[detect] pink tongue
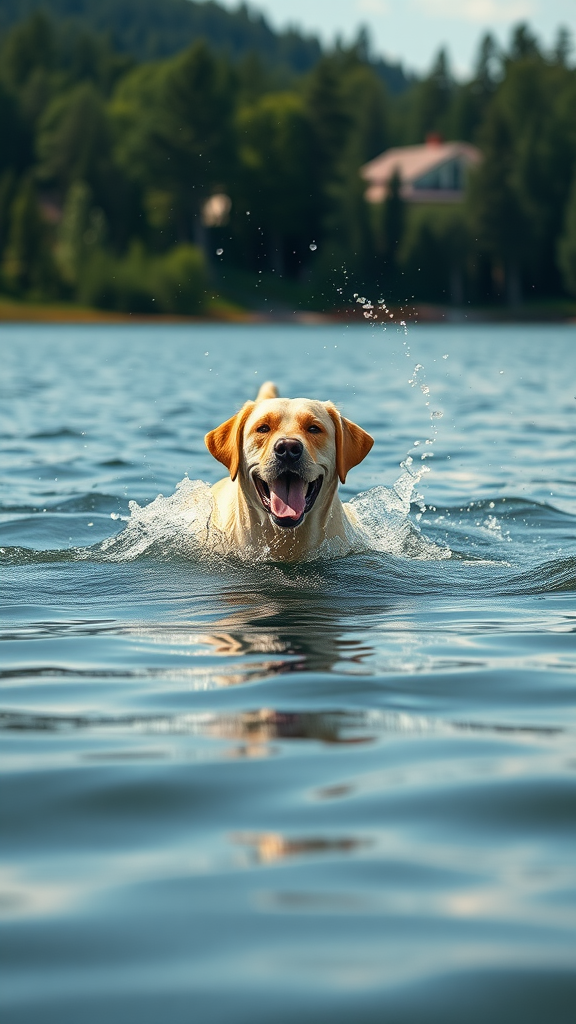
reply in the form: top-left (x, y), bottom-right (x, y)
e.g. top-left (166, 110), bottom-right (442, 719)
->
top-left (269, 476), bottom-right (308, 519)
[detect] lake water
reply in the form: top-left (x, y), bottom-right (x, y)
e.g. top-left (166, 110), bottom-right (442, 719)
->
top-left (1, 323), bottom-right (575, 1023)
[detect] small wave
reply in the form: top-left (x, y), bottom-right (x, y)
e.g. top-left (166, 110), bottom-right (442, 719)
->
top-left (424, 496), bottom-right (575, 527)
top-left (29, 427), bottom-right (83, 439)
top-left (0, 545), bottom-right (81, 566)
top-left (0, 493), bottom-right (125, 516)
top-left (1, 543), bottom-right (573, 597)
top-left (504, 555), bottom-right (576, 594)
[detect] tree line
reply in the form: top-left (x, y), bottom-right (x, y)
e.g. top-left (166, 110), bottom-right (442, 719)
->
top-left (0, 0), bottom-right (412, 92)
top-left (0, 11), bottom-right (575, 315)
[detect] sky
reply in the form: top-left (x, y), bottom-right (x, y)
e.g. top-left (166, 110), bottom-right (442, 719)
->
top-left (220, 0), bottom-right (575, 76)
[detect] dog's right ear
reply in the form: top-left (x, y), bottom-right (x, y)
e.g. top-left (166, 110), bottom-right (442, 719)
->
top-left (205, 402), bottom-right (254, 480)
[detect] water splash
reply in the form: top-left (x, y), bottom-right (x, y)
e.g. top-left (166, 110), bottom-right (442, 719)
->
top-left (98, 477), bottom-right (216, 562)
top-left (349, 459), bottom-right (449, 560)
top-left (96, 462), bottom-right (448, 565)
top-left (350, 289), bottom-right (445, 495)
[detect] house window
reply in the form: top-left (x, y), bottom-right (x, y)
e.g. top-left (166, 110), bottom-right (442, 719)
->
top-left (413, 159), bottom-right (463, 191)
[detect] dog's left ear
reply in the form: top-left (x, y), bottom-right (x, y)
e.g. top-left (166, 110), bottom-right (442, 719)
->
top-left (325, 403), bottom-right (374, 483)
top-left (205, 402), bottom-right (255, 480)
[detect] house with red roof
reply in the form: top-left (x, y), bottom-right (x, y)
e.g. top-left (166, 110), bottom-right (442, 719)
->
top-left (361, 134), bottom-right (481, 204)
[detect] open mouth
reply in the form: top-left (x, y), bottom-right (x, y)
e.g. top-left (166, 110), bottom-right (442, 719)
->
top-left (253, 472), bottom-right (323, 528)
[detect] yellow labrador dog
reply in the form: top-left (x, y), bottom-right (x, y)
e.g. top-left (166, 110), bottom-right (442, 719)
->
top-left (205, 382), bottom-right (373, 560)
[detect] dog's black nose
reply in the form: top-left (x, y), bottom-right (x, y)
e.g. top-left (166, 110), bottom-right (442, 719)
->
top-left (274, 437), bottom-right (303, 460)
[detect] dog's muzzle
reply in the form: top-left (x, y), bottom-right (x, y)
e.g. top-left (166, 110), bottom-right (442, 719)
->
top-left (253, 471), bottom-right (323, 528)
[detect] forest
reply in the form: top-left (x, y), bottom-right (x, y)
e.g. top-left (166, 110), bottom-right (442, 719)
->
top-left (1, 5), bottom-right (575, 316)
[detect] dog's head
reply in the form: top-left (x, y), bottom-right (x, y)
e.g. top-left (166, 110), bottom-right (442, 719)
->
top-left (205, 397), bottom-right (373, 529)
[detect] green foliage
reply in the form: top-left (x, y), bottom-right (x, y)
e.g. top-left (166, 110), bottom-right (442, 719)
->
top-left (0, 11), bottom-right (56, 91)
top-left (0, 170), bottom-right (17, 254)
top-left (305, 56), bottom-right (352, 176)
top-left (342, 63), bottom-right (389, 165)
top-left (0, 80), bottom-right (31, 174)
top-left (37, 83), bottom-right (111, 191)
top-left (448, 35), bottom-right (500, 143)
top-left (0, 0), bottom-right (410, 90)
top-left (55, 180), bottom-right (107, 286)
top-left (370, 171), bottom-right (406, 294)
top-left (0, 12), bottom-right (58, 126)
top-left (153, 244), bottom-right (207, 312)
top-left (408, 49), bottom-right (454, 144)
top-left (469, 47), bottom-right (576, 300)
top-left (558, 172), bottom-right (576, 296)
top-left (238, 93), bottom-right (314, 237)
top-left (399, 204), bottom-right (470, 303)
top-left (110, 41), bottom-right (233, 242)
top-left (79, 241), bottom-right (207, 313)
top-left (1, 174), bottom-right (58, 297)
top-left (0, 7), bottom-right (574, 311)
top-left (299, 51), bottom-right (390, 275)
top-left (155, 42), bottom-right (233, 199)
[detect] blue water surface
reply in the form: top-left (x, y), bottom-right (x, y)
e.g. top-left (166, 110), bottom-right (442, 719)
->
top-left (1, 323), bottom-right (575, 1023)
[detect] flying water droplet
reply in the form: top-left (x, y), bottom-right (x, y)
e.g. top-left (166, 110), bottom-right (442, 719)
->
top-left (309, 242), bottom-right (317, 251)
top-left (216, 248), bottom-right (224, 255)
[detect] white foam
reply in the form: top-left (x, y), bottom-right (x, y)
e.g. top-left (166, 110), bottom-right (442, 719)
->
top-left (348, 460), bottom-right (450, 561)
top-left (99, 476), bottom-right (217, 561)
top-left (99, 464), bottom-right (450, 564)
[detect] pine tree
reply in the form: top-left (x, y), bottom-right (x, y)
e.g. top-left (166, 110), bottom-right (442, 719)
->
top-left (558, 171), bottom-right (576, 296)
top-left (37, 82), bottom-right (111, 192)
top-left (146, 41), bottom-right (234, 242)
top-left (379, 170), bottom-right (405, 294)
top-left (2, 174), bottom-right (56, 297)
top-left (55, 180), bottom-right (107, 287)
top-left (409, 48), bottom-right (454, 142)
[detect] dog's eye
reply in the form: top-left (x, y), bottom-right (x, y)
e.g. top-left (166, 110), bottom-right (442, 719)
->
top-left (308, 424), bottom-right (322, 433)
top-left (255, 424), bottom-right (270, 433)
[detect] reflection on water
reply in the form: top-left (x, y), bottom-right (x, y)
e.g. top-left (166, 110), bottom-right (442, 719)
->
top-left (233, 832), bottom-right (367, 864)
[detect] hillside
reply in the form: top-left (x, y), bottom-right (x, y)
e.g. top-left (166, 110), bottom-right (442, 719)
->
top-left (0, 0), bottom-right (412, 91)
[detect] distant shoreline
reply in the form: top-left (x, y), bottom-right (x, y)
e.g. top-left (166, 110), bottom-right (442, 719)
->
top-left (1, 298), bottom-right (574, 326)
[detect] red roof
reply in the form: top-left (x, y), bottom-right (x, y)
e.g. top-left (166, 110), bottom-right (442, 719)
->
top-left (361, 140), bottom-right (481, 203)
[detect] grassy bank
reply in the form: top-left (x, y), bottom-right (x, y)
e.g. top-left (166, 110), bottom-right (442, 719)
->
top-left (0, 295), bottom-right (251, 324)
top-left (1, 294), bottom-right (574, 325)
